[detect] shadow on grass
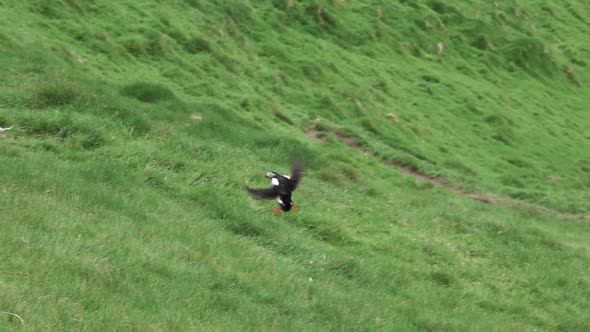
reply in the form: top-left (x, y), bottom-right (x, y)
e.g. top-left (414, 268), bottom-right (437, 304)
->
top-left (121, 82), bottom-right (175, 103)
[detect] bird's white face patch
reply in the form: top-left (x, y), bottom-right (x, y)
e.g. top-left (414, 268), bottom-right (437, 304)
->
top-left (271, 178), bottom-right (279, 186)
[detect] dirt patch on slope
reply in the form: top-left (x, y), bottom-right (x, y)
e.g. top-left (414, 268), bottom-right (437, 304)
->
top-left (304, 129), bottom-right (590, 221)
top-left (385, 160), bottom-right (499, 205)
top-left (306, 129), bottom-right (499, 205)
top-left (333, 132), bottom-right (363, 149)
top-left (304, 129), bottom-right (325, 143)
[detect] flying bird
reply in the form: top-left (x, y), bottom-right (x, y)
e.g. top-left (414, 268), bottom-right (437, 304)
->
top-left (247, 160), bottom-right (304, 216)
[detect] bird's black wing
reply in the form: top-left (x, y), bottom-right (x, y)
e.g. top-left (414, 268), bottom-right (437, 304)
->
top-left (290, 160), bottom-right (304, 190)
top-left (247, 187), bottom-right (279, 200)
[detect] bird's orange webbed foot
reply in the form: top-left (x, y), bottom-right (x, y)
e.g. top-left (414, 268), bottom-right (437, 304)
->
top-left (274, 207), bottom-right (281, 216)
top-left (292, 203), bottom-right (297, 212)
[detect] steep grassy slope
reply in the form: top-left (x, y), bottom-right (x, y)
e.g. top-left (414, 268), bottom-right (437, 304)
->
top-left (1, 1), bottom-right (589, 330)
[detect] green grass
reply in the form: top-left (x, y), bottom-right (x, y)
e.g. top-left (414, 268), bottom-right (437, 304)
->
top-left (1, 0), bottom-right (589, 330)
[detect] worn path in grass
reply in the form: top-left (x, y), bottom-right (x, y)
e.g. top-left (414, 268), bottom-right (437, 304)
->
top-left (306, 128), bottom-right (589, 223)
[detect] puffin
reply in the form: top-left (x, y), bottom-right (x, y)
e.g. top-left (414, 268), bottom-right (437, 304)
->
top-left (247, 160), bottom-right (304, 216)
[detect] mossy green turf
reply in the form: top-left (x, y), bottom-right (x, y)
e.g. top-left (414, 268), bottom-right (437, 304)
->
top-left (1, 0), bottom-right (589, 330)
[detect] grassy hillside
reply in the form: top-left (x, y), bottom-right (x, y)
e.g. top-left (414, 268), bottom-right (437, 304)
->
top-left (1, 0), bottom-right (589, 330)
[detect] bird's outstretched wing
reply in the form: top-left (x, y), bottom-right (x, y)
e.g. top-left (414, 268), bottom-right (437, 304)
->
top-left (247, 187), bottom-right (279, 200)
top-left (290, 160), bottom-right (304, 189)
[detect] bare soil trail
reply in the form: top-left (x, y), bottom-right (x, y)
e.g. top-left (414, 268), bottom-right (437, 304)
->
top-left (305, 129), bottom-right (589, 222)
